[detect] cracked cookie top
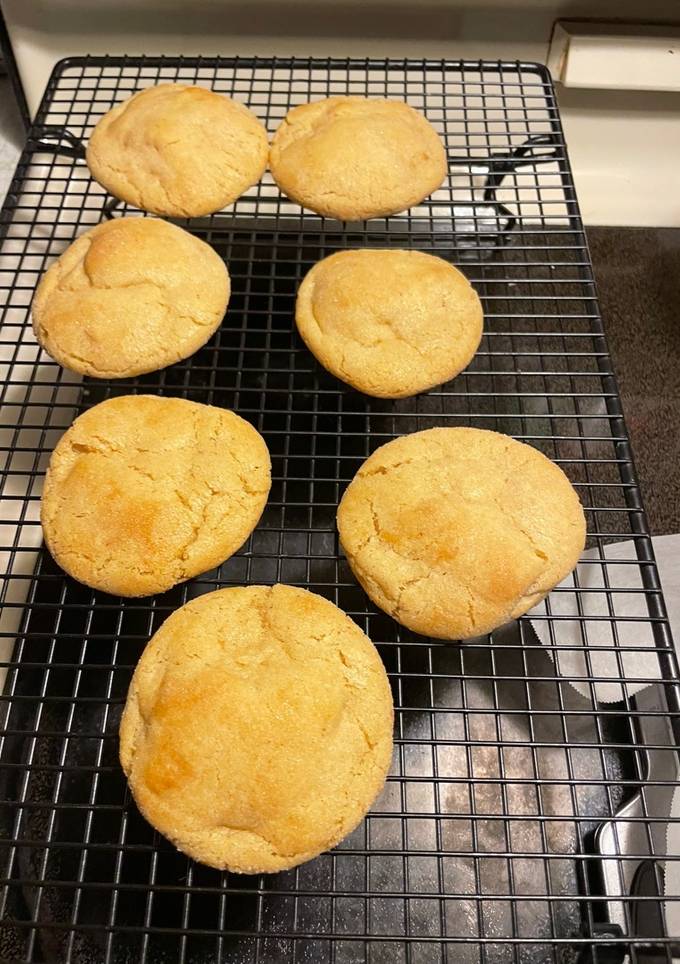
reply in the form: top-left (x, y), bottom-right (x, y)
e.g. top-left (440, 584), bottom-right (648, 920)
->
top-left (269, 97), bottom-right (447, 220)
top-left (32, 217), bottom-right (230, 379)
top-left (337, 427), bottom-right (586, 640)
top-left (295, 249), bottom-right (483, 398)
top-left (41, 395), bottom-right (271, 597)
top-left (119, 584), bottom-right (394, 873)
top-left (86, 84), bottom-right (269, 217)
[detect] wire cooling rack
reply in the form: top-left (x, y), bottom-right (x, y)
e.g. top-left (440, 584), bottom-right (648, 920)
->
top-left (0, 56), bottom-right (677, 964)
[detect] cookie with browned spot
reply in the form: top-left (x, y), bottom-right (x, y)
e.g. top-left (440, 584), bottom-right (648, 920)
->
top-left (295, 249), bottom-right (482, 398)
top-left (87, 84), bottom-right (268, 217)
top-left (41, 395), bottom-right (270, 596)
top-left (32, 217), bottom-right (229, 378)
top-left (270, 97), bottom-right (446, 220)
top-left (337, 428), bottom-right (586, 639)
top-left (120, 584), bottom-right (394, 872)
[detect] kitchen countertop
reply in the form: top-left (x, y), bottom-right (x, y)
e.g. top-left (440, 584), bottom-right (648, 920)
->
top-left (587, 226), bottom-right (680, 536)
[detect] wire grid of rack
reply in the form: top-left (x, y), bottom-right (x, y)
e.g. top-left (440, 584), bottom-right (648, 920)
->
top-left (0, 55), bottom-right (677, 964)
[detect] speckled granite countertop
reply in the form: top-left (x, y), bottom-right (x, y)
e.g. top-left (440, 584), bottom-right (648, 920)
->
top-left (588, 227), bottom-right (680, 536)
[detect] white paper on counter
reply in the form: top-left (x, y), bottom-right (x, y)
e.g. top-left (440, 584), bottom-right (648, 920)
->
top-left (665, 785), bottom-right (680, 939)
top-left (530, 537), bottom-right (680, 703)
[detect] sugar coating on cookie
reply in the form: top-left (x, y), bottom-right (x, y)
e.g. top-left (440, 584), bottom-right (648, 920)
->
top-left (270, 97), bottom-right (447, 220)
top-left (41, 395), bottom-right (271, 597)
top-left (120, 584), bottom-right (394, 873)
top-left (86, 84), bottom-right (269, 217)
top-left (296, 249), bottom-right (483, 398)
top-left (338, 428), bottom-right (586, 639)
top-left (32, 217), bottom-right (230, 379)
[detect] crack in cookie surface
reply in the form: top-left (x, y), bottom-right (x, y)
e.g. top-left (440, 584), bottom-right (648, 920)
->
top-left (32, 217), bottom-right (230, 379)
top-left (41, 395), bottom-right (271, 597)
top-left (119, 585), bottom-right (394, 873)
top-left (337, 427), bottom-right (586, 639)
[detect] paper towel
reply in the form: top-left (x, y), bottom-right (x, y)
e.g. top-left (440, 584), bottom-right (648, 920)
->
top-left (665, 785), bottom-right (680, 939)
top-left (530, 538), bottom-right (678, 703)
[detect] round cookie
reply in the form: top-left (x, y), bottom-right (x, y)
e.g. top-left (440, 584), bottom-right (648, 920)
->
top-left (32, 217), bottom-right (230, 379)
top-left (120, 584), bottom-right (394, 873)
top-left (270, 97), bottom-right (447, 220)
top-left (41, 395), bottom-right (271, 597)
top-left (337, 428), bottom-right (586, 639)
top-left (295, 249), bottom-right (483, 398)
top-left (86, 84), bottom-right (269, 217)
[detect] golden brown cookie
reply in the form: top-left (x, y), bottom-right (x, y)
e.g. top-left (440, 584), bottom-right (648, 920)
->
top-left (41, 395), bottom-right (271, 597)
top-left (120, 584), bottom-right (394, 873)
top-left (270, 97), bottom-right (447, 220)
top-left (337, 428), bottom-right (586, 639)
top-left (32, 217), bottom-right (230, 379)
top-left (295, 249), bottom-right (483, 397)
top-left (86, 84), bottom-right (268, 217)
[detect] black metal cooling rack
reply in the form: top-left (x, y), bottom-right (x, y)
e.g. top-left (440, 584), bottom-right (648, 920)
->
top-left (0, 55), bottom-right (677, 964)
